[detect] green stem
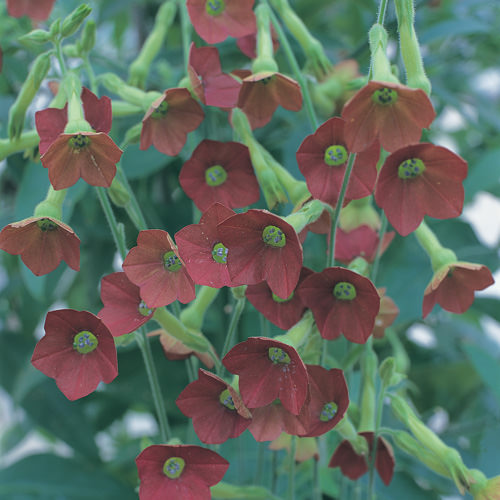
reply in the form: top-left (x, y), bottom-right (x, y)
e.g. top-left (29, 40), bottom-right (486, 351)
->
top-left (135, 328), bottom-right (171, 442)
top-left (267, 4), bottom-right (318, 131)
top-left (367, 0), bottom-right (390, 82)
top-left (0, 130), bottom-right (40, 161)
top-left (179, 0), bottom-right (191, 72)
top-left (289, 436), bottom-right (297, 500)
top-left (327, 153), bottom-right (356, 268)
top-left (95, 187), bottom-right (127, 259)
top-left (115, 165), bottom-right (149, 231)
top-left (34, 186), bottom-right (67, 219)
top-left (217, 298), bottom-right (246, 376)
top-left (414, 221), bottom-right (457, 271)
top-left (369, 211), bottom-right (388, 283)
top-left (82, 55), bottom-right (98, 94)
top-left (54, 39), bottom-right (68, 76)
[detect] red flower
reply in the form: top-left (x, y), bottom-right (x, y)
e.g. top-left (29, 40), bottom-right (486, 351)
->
top-left (7, 0), bottom-right (56, 21)
top-left (422, 262), bottom-right (494, 318)
top-left (373, 288), bottom-right (399, 339)
top-left (140, 88), bottom-right (204, 156)
top-left (0, 217), bottom-right (80, 276)
top-left (222, 337), bottom-right (309, 415)
top-left (296, 117), bottom-right (380, 207)
top-left (329, 432), bottom-right (395, 486)
top-left (149, 329), bottom-right (215, 369)
top-left (237, 72), bottom-right (303, 129)
top-left (178, 140), bottom-right (260, 212)
top-left (299, 365), bottom-right (349, 438)
top-left (36, 87), bottom-right (113, 156)
top-left (374, 143), bottom-right (468, 236)
top-left (136, 444), bottom-right (229, 500)
top-left (31, 309), bottom-right (118, 401)
top-left (335, 225), bottom-right (395, 264)
top-left (188, 43), bottom-right (241, 108)
top-left (342, 81), bottom-right (436, 153)
top-left (122, 230), bottom-right (196, 308)
top-left (98, 272), bottom-right (155, 337)
top-left (245, 267), bottom-right (313, 330)
top-left (176, 368), bottom-right (252, 444)
top-left (248, 400), bottom-right (308, 442)
top-left (186, 0), bottom-right (256, 44)
top-left (218, 209), bottom-right (303, 299)
top-left (175, 203), bottom-right (239, 288)
top-left (297, 267), bottom-right (380, 344)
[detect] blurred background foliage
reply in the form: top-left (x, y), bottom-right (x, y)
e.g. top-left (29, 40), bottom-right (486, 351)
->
top-left (0, 0), bottom-right (499, 498)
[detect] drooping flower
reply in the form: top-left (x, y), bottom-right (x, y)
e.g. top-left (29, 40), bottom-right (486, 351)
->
top-left (329, 432), bottom-right (395, 486)
top-left (335, 225), bottom-right (395, 264)
top-left (342, 81), bottom-right (436, 153)
top-left (178, 140), bottom-right (260, 212)
top-left (36, 87), bottom-right (113, 156)
top-left (31, 309), bottom-right (118, 401)
top-left (247, 400), bottom-right (308, 442)
top-left (297, 267), bottom-right (380, 344)
top-left (140, 88), bottom-right (204, 156)
top-left (98, 272), bottom-right (155, 337)
top-left (148, 329), bottom-right (215, 368)
top-left (296, 117), bottom-right (379, 207)
top-left (373, 288), bottom-right (399, 339)
top-left (186, 0), bottom-right (256, 45)
top-left (188, 43), bottom-right (242, 108)
top-left (375, 143), bottom-right (468, 236)
top-left (7, 0), bottom-right (56, 21)
top-left (175, 203), bottom-right (239, 288)
top-left (299, 365), bottom-right (349, 438)
top-left (218, 209), bottom-right (303, 299)
top-left (222, 337), bottom-right (309, 415)
top-left (176, 368), bottom-right (252, 444)
top-left (422, 262), bottom-right (494, 318)
top-left (136, 444), bottom-right (229, 500)
top-left (122, 230), bottom-right (196, 308)
top-left (245, 267), bottom-right (313, 330)
top-left (237, 72), bottom-right (303, 129)
top-left (0, 217), bottom-right (80, 276)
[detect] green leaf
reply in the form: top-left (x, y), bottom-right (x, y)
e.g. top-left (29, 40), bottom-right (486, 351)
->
top-left (15, 162), bottom-right (50, 220)
top-left (0, 454), bottom-right (136, 499)
top-left (464, 148), bottom-right (500, 203)
top-left (462, 342), bottom-right (500, 405)
top-left (120, 144), bottom-right (170, 179)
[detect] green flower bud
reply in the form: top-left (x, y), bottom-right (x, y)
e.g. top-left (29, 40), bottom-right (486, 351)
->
top-left (358, 347), bottom-right (378, 432)
top-left (63, 44), bottom-right (80, 58)
top-left (61, 4), bottom-right (92, 38)
top-left (368, 24), bottom-right (399, 84)
top-left (108, 178), bottom-right (131, 208)
top-left (8, 51), bottom-right (51, 140)
top-left (49, 18), bottom-right (61, 39)
top-left (81, 20), bottom-right (96, 53)
top-left (18, 29), bottom-right (52, 46)
top-left (347, 257), bottom-right (370, 277)
top-left (379, 357), bottom-right (406, 389)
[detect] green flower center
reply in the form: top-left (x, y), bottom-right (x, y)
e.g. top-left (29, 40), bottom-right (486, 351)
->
top-left (73, 330), bottom-right (98, 354)
top-left (151, 100), bottom-right (168, 119)
top-left (371, 87), bottom-right (398, 106)
top-left (163, 251), bottom-right (182, 272)
top-left (319, 401), bottom-right (338, 422)
top-left (36, 218), bottom-right (57, 231)
top-left (268, 347), bottom-right (291, 364)
top-left (138, 300), bottom-right (153, 317)
top-left (163, 457), bottom-right (185, 479)
top-left (205, 0), bottom-right (225, 16)
top-left (272, 291), bottom-right (294, 303)
top-left (205, 165), bottom-right (228, 187)
top-left (397, 158), bottom-right (426, 179)
top-left (69, 134), bottom-right (90, 150)
top-left (324, 145), bottom-right (348, 166)
top-left (212, 242), bottom-right (228, 264)
top-left (219, 388), bottom-right (236, 410)
top-left (333, 281), bottom-right (357, 301)
top-left (262, 225), bottom-right (286, 248)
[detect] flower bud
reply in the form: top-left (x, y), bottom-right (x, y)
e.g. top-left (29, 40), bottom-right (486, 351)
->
top-left (368, 24), bottom-right (399, 84)
top-left (61, 4), bottom-right (92, 38)
top-left (18, 29), bottom-right (52, 46)
top-left (358, 347), bottom-right (377, 432)
top-left (108, 178), bottom-right (131, 208)
top-left (80, 20), bottom-right (96, 53)
top-left (49, 19), bottom-right (61, 38)
top-left (8, 51), bottom-right (51, 140)
top-left (379, 357), bottom-right (405, 388)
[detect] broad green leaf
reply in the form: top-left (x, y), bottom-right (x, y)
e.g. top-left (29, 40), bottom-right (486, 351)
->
top-left (464, 149), bottom-right (500, 203)
top-left (0, 454), bottom-right (136, 499)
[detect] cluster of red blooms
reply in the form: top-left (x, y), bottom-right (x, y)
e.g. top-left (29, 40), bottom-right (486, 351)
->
top-left (1, 0), bottom-right (496, 498)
